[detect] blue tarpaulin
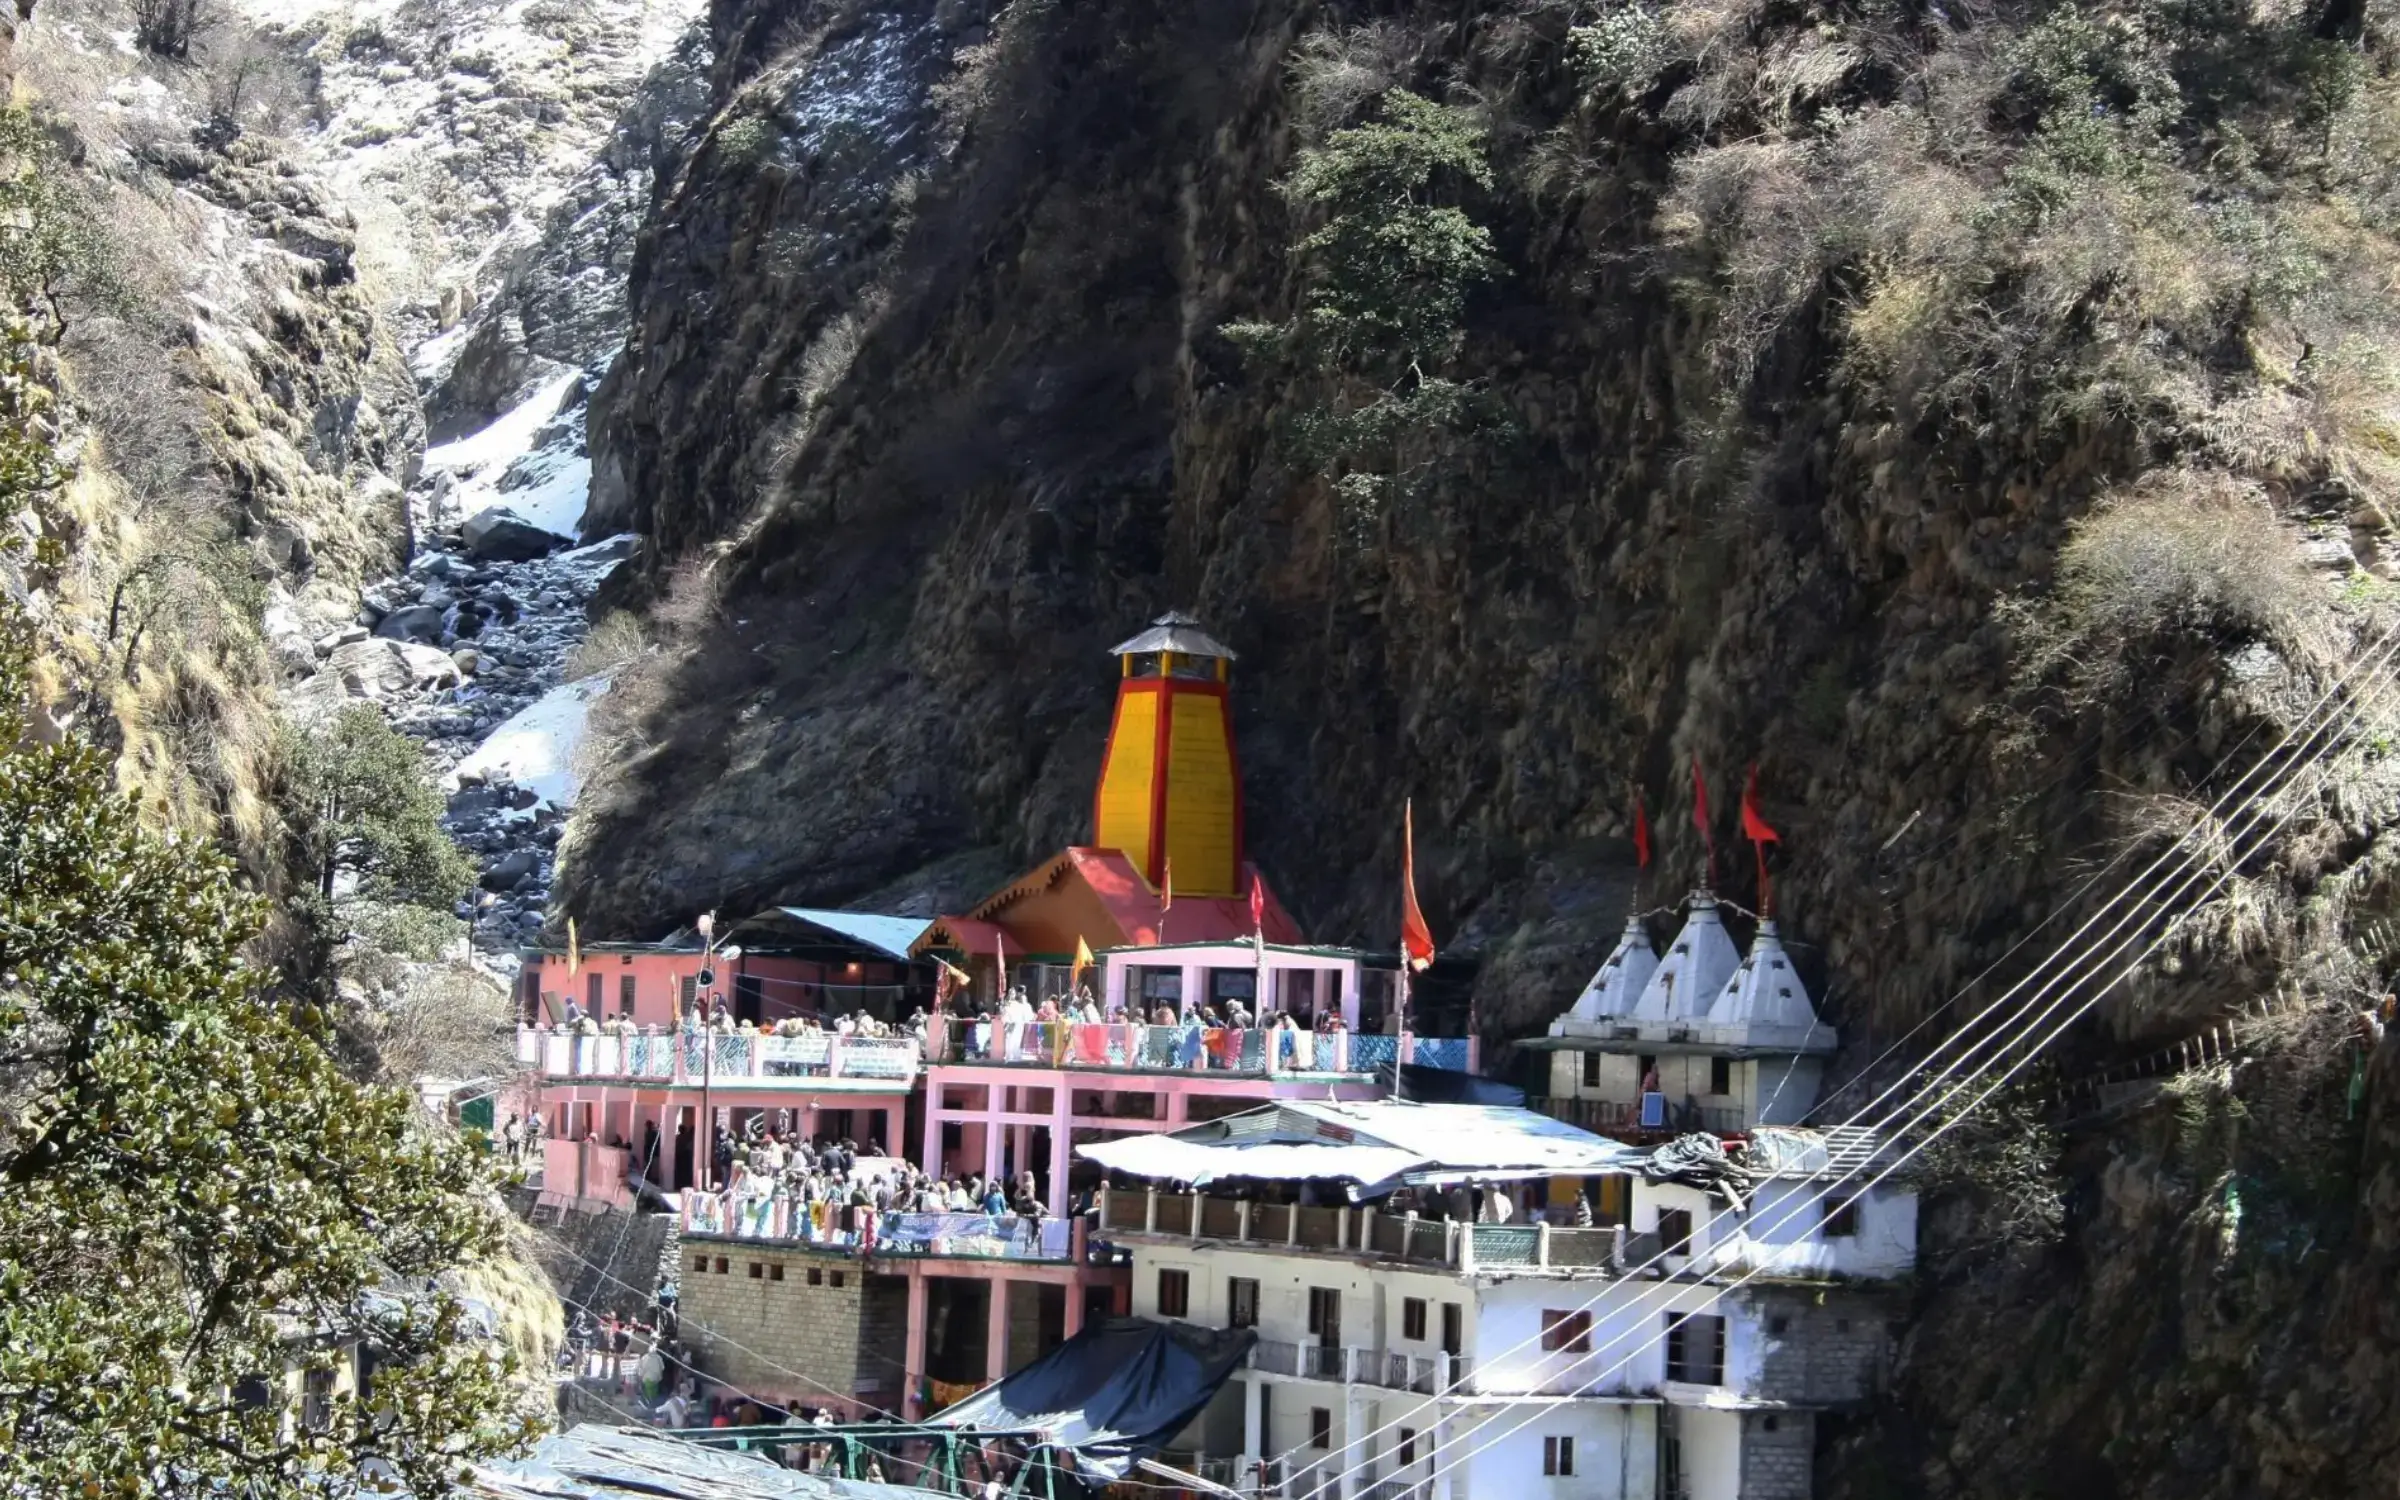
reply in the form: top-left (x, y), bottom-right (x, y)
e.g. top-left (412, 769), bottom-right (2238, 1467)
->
top-left (926, 1318), bottom-right (1255, 1482)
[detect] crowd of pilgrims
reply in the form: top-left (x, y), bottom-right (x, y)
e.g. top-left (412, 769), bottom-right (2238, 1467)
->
top-left (544, 984), bottom-right (1360, 1038)
top-left (709, 1127), bottom-right (1067, 1227)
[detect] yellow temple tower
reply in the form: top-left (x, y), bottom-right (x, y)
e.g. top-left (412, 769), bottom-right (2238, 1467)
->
top-left (1092, 611), bottom-right (1244, 896)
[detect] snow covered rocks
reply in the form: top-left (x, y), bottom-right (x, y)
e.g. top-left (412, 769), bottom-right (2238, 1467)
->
top-left (462, 508), bottom-right (570, 562)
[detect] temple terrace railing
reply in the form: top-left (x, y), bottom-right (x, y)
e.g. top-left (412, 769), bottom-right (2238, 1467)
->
top-left (922, 1018), bottom-right (1476, 1076)
top-left (1534, 1095), bottom-right (1747, 1136)
top-left (1096, 1186), bottom-right (1626, 1275)
top-left (516, 1027), bottom-right (921, 1085)
top-left (679, 1197), bottom-right (1080, 1263)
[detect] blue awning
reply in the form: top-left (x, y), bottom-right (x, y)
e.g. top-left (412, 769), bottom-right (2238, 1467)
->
top-left (771, 908), bottom-right (932, 962)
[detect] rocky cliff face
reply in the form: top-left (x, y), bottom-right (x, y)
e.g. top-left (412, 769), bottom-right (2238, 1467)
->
top-left (558, 0), bottom-right (2400, 1490)
top-left (561, 0), bottom-right (2381, 1040)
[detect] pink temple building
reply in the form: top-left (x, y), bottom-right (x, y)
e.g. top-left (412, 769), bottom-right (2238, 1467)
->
top-left (529, 617), bottom-right (1485, 1421)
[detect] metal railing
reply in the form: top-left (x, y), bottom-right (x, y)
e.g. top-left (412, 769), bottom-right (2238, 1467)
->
top-left (518, 1026), bottom-right (922, 1084)
top-left (920, 1018), bottom-right (1474, 1076)
top-left (679, 1198), bottom-right (1080, 1261)
top-left (1100, 1188), bottom-right (1624, 1275)
top-left (1533, 1094), bottom-right (1747, 1135)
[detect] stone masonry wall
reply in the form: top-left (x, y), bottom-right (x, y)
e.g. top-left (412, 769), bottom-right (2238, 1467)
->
top-left (1739, 1410), bottom-right (1817, 1500)
top-left (677, 1239), bottom-right (897, 1411)
top-left (1746, 1289), bottom-right (1895, 1408)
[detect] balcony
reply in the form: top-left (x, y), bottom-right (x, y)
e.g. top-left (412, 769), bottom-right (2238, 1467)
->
top-left (922, 1018), bottom-right (1477, 1078)
top-left (1534, 1095), bottom-right (1747, 1136)
top-left (517, 1027), bottom-right (922, 1086)
top-left (679, 1199), bottom-right (1085, 1263)
top-left (1099, 1187), bottom-right (1632, 1275)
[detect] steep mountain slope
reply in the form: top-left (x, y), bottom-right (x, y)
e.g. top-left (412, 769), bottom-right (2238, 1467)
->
top-left (555, 0), bottom-right (2400, 1490)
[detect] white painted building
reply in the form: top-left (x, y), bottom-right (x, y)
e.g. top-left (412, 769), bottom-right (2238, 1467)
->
top-left (1083, 892), bottom-right (1918, 1500)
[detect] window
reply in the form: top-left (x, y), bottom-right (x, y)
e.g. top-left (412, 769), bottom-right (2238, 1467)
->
top-left (1158, 1269), bottom-right (1190, 1318)
top-left (302, 1367), bottom-right (334, 1431)
top-left (1306, 1288), bottom-right (1341, 1341)
top-left (587, 973), bottom-right (603, 1012)
top-left (1440, 1303), bottom-right (1462, 1355)
top-left (808, 1268), bottom-right (824, 1286)
top-left (1398, 1429), bottom-right (1418, 1468)
top-left (1208, 969), bottom-right (1257, 1007)
top-left (1581, 1051), bottom-right (1601, 1089)
top-left (1664, 1314), bottom-right (1725, 1385)
top-left (1762, 1414), bottom-right (1781, 1433)
top-left (749, 1262), bottom-right (764, 1279)
top-left (1657, 1208), bottom-right (1693, 1256)
top-left (736, 973), bottom-right (763, 1016)
top-left (714, 1256), bottom-right (729, 1274)
top-left (1309, 1409), bottom-right (1333, 1450)
top-left (1637, 1054), bottom-right (1658, 1088)
top-left (1767, 1314), bottom-right (1790, 1336)
top-left (354, 1345), bottom-right (380, 1403)
top-left (233, 1375), bottom-right (272, 1412)
top-left (830, 1271), bottom-right (846, 1289)
top-left (620, 974), bottom-right (637, 1014)
top-left (693, 1252), bottom-right (709, 1273)
top-left (1542, 1436), bottom-right (1574, 1477)
top-left (770, 1264), bottom-right (785, 1282)
top-left (1710, 1056), bottom-right (1733, 1095)
top-left (1402, 1298), bottom-right (1427, 1342)
top-left (1228, 1278), bottom-right (1259, 1329)
top-left (1539, 1309), bottom-right (1592, 1353)
top-left (1821, 1197), bottom-right (1860, 1238)
top-left (1137, 968), bottom-right (1183, 1005)
top-left (680, 975), bottom-right (698, 1012)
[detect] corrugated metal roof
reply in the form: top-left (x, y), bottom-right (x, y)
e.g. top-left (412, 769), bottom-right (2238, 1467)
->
top-left (1108, 611), bottom-right (1236, 660)
top-left (772, 908), bottom-right (931, 962)
top-left (1078, 1100), bottom-right (1643, 1189)
top-left (469, 1425), bottom-right (948, 1499)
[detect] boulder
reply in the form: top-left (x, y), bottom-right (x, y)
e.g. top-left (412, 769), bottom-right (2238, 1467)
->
top-left (479, 847), bottom-right (539, 891)
top-left (451, 647), bottom-right (481, 674)
top-left (391, 639), bottom-right (464, 689)
top-left (462, 508), bottom-right (569, 562)
top-left (314, 624), bottom-right (369, 655)
top-left (373, 603), bottom-right (447, 642)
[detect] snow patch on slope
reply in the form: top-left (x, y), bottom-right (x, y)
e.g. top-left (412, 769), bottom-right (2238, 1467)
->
top-left (445, 674), bottom-right (610, 810)
top-left (423, 372), bottom-right (590, 540)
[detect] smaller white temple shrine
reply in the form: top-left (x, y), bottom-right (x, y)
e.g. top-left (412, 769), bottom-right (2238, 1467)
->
top-left (1531, 893), bottom-right (1838, 1138)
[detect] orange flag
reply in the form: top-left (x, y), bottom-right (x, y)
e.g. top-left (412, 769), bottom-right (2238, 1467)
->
top-left (1072, 935), bottom-right (1095, 989)
top-left (1401, 800), bottom-right (1435, 973)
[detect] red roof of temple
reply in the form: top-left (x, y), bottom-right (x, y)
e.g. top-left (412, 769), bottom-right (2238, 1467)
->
top-left (915, 847), bottom-right (1303, 957)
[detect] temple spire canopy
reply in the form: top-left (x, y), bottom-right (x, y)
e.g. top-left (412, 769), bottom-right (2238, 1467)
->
top-left (1110, 611), bottom-right (1237, 661)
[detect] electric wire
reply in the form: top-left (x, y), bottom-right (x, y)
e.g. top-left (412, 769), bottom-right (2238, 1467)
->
top-left (1265, 615), bottom-right (2400, 1489)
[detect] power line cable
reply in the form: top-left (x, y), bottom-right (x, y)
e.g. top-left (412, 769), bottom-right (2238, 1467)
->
top-left (1266, 617), bottom-right (2400, 1486)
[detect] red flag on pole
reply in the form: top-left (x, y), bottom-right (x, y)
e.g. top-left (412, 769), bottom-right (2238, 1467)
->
top-left (1740, 765), bottom-right (1780, 845)
top-left (1632, 793), bottom-right (1652, 870)
top-left (1248, 870), bottom-right (1266, 935)
top-left (1742, 764), bottom-right (1780, 915)
top-left (1401, 800), bottom-right (1436, 973)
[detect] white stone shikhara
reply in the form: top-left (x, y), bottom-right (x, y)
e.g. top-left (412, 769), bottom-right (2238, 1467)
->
top-left (1559, 915), bottom-right (1661, 1026)
top-left (1630, 894), bottom-right (1742, 1026)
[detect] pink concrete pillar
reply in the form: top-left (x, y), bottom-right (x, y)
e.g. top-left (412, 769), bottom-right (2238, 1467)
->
top-left (982, 1088), bottom-right (1005, 1182)
top-left (1063, 1276), bottom-right (1086, 1339)
top-left (1048, 1086), bottom-right (1074, 1209)
top-left (985, 1277), bottom-right (1011, 1383)
top-left (1009, 1124), bottom-right (1030, 1184)
top-left (904, 1271), bottom-right (931, 1418)
top-left (1165, 1090), bottom-right (1190, 1128)
top-left (922, 1094), bottom-right (945, 1179)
